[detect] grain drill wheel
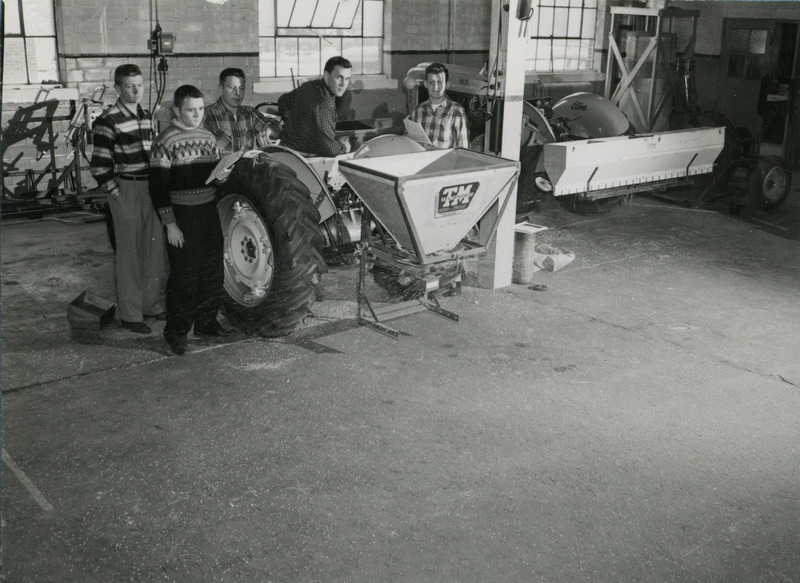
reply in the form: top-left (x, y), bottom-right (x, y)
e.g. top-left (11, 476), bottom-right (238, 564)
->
top-left (217, 154), bottom-right (326, 335)
top-left (748, 156), bottom-right (792, 211)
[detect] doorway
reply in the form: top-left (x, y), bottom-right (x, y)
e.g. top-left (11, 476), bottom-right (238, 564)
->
top-left (717, 18), bottom-right (799, 168)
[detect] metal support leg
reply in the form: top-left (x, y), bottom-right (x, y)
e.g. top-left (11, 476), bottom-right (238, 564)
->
top-left (423, 291), bottom-right (459, 322)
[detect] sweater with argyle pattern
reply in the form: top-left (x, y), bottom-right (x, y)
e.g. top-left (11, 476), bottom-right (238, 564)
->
top-left (149, 121), bottom-right (221, 225)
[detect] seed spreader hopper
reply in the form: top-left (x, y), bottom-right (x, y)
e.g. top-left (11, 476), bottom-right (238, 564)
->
top-left (339, 148), bottom-right (519, 337)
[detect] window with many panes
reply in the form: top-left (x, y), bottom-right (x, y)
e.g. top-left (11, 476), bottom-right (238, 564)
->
top-left (2, 0), bottom-right (60, 85)
top-left (726, 27), bottom-right (770, 80)
top-left (258, 0), bottom-right (384, 78)
top-left (528, 0), bottom-right (597, 72)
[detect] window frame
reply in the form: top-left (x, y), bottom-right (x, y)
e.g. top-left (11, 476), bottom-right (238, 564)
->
top-left (1, 0), bottom-right (61, 86)
top-left (527, 0), bottom-right (598, 73)
top-left (258, 0), bottom-right (384, 79)
top-left (725, 26), bottom-right (772, 81)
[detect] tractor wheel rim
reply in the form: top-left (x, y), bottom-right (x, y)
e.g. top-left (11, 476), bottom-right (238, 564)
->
top-left (218, 194), bottom-right (275, 306)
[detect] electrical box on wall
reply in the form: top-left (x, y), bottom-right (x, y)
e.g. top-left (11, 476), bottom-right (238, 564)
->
top-left (159, 33), bottom-right (175, 54)
top-left (148, 32), bottom-right (175, 55)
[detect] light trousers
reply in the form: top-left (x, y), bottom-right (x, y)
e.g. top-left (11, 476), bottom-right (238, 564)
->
top-left (107, 179), bottom-right (167, 322)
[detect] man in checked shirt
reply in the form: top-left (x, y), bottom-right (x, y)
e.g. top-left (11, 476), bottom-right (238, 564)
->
top-left (203, 67), bottom-right (272, 155)
top-left (278, 56), bottom-right (354, 157)
top-left (91, 64), bottom-right (167, 335)
top-left (408, 62), bottom-right (470, 150)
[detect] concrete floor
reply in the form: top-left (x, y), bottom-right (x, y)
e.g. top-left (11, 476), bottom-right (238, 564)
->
top-left (1, 184), bottom-right (799, 582)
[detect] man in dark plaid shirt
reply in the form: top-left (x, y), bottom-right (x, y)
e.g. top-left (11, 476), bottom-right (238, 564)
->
top-left (203, 68), bottom-right (271, 154)
top-left (279, 56), bottom-right (353, 157)
top-left (90, 64), bottom-right (167, 334)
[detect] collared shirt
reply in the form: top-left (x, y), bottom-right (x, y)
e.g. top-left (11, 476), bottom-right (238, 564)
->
top-left (409, 96), bottom-right (470, 149)
top-left (279, 79), bottom-right (346, 157)
top-left (90, 100), bottom-right (154, 195)
top-left (203, 98), bottom-right (271, 154)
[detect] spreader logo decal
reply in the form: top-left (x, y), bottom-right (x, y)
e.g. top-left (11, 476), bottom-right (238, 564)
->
top-left (437, 182), bottom-right (479, 216)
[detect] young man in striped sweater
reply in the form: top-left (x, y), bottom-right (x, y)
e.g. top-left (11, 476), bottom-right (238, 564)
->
top-left (149, 85), bottom-right (232, 355)
top-left (91, 64), bottom-right (167, 334)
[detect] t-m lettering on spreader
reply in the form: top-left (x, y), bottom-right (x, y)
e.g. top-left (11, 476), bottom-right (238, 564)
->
top-left (437, 182), bottom-right (479, 215)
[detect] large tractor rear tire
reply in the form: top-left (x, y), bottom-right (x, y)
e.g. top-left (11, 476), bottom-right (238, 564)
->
top-left (217, 154), bottom-right (326, 336)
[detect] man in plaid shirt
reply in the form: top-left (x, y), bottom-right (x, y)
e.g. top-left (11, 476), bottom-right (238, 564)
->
top-left (409, 62), bottom-right (470, 149)
top-left (90, 64), bottom-right (167, 334)
top-left (203, 67), bottom-right (271, 154)
top-left (279, 56), bottom-right (353, 157)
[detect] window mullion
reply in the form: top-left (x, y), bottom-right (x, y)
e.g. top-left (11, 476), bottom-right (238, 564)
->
top-left (17, 0), bottom-right (32, 84)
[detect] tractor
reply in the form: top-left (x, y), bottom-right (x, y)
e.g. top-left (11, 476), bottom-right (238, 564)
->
top-left (214, 131), bottom-right (433, 336)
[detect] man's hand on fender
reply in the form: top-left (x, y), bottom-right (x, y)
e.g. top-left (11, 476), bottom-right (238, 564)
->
top-left (337, 136), bottom-right (352, 154)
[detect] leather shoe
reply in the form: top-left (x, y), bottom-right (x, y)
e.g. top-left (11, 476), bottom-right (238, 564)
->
top-left (121, 320), bottom-right (152, 334)
top-left (260, 323), bottom-right (293, 338)
top-left (168, 342), bottom-right (187, 356)
top-left (165, 334), bottom-right (188, 355)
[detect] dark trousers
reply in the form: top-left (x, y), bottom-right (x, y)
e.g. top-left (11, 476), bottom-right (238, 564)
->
top-left (164, 201), bottom-right (224, 344)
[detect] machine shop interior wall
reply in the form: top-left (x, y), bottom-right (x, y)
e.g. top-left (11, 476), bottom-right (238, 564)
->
top-left (2, 0), bottom-right (490, 198)
top-left (3, 0), bottom-right (800, 195)
top-left (668, 1), bottom-right (800, 168)
top-left (386, 0), bottom-right (491, 82)
top-left (52, 0), bottom-right (260, 97)
top-left (668, 1), bottom-right (800, 106)
top-left (49, 0), bottom-right (493, 114)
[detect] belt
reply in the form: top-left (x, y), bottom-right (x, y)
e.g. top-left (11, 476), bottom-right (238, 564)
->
top-left (119, 174), bottom-right (149, 181)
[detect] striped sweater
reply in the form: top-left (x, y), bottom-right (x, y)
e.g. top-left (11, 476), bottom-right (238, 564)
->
top-left (90, 100), bottom-right (154, 195)
top-left (149, 121), bottom-right (221, 225)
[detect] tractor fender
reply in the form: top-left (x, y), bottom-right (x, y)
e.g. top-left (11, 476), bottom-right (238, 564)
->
top-left (352, 134), bottom-right (427, 158)
top-left (552, 92), bottom-right (631, 139)
top-left (259, 145), bottom-right (338, 224)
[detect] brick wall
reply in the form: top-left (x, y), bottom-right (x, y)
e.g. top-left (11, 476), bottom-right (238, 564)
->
top-left (61, 55), bottom-right (262, 106)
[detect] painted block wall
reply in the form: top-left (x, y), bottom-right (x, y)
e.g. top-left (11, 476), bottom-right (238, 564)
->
top-left (54, 0), bottom-right (260, 98)
top-left (387, 0), bottom-right (491, 80)
top-left (55, 0), bottom-right (257, 56)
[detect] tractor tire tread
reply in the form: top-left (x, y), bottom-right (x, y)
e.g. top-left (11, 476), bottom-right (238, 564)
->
top-left (219, 154), bottom-right (326, 334)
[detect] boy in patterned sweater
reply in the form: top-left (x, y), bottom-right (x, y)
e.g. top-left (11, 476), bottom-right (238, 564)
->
top-left (149, 85), bottom-right (232, 355)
